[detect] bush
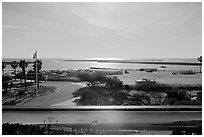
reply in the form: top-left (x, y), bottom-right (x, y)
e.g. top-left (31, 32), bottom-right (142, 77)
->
top-left (124, 84), bottom-right (132, 91)
top-left (135, 82), bottom-right (172, 92)
top-left (166, 90), bottom-right (191, 101)
top-left (131, 91), bottom-right (151, 105)
top-left (77, 72), bottom-right (106, 86)
top-left (16, 90), bottom-right (25, 96)
top-left (164, 98), bottom-right (178, 105)
top-left (77, 72), bottom-right (123, 89)
top-left (197, 92), bottom-right (202, 101)
top-left (73, 87), bottom-right (113, 105)
top-left (105, 76), bottom-right (123, 89)
top-left (111, 90), bottom-right (129, 105)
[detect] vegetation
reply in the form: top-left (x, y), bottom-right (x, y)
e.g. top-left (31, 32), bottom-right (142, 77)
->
top-left (33, 60), bottom-right (42, 73)
top-left (134, 82), bottom-right (172, 92)
top-left (2, 59), bottom-right (202, 106)
top-left (197, 56), bottom-right (202, 73)
top-left (31, 60), bottom-right (43, 90)
top-left (2, 75), bottom-right (13, 94)
top-left (2, 123), bottom-right (71, 135)
top-left (19, 60), bottom-right (28, 92)
top-left (73, 72), bottom-right (201, 106)
top-left (77, 71), bottom-right (107, 87)
top-left (77, 71), bottom-right (123, 88)
top-left (2, 61), bottom-right (7, 75)
top-left (11, 61), bottom-right (18, 81)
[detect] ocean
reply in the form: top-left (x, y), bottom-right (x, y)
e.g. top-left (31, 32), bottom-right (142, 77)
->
top-left (3, 58), bottom-right (202, 85)
top-left (2, 58), bottom-right (200, 70)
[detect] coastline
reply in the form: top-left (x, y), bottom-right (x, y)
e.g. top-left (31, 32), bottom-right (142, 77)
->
top-left (59, 59), bottom-right (201, 66)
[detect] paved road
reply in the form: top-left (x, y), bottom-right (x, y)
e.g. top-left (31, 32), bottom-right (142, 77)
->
top-left (23, 81), bottom-right (83, 107)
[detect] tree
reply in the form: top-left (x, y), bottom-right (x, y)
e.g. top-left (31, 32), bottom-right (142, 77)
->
top-left (198, 56), bottom-right (202, 73)
top-left (19, 60), bottom-right (28, 92)
top-left (131, 91), bottom-right (151, 105)
top-left (2, 62), bottom-right (7, 75)
top-left (2, 75), bottom-right (12, 94)
top-left (78, 71), bottom-right (106, 87)
top-left (11, 61), bottom-right (18, 81)
top-left (27, 70), bottom-right (35, 81)
top-left (32, 60), bottom-right (42, 90)
top-left (166, 90), bottom-right (190, 101)
top-left (105, 76), bottom-right (123, 89)
top-left (32, 60), bottom-right (42, 73)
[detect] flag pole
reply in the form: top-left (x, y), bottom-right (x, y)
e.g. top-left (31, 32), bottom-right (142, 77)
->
top-left (35, 51), bottom-right (38, 97)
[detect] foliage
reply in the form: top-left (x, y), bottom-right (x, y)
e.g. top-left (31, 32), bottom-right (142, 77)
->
top-left (73, 87), bottom-right (113, 105)
top-left (2, 75), bottom-right (13, 93)
top-left (33, 60), bottom-right (42, 73)
top-left (27, 70), bottom-right (43, 81)
top-left (110, 90), bottom-right (130, 105)
top-left (134, 82), bottom-right (172, 92)
top-left (197, 56), bottom-right (202, 62)
top-left (19, 60), bottom-right (28, 91)
top-left (166, 89), bottom-right (191, 101)
top-left (163, 89), bottom-right (198, 105)
top-left (77, 72), bottom-right (123, 88)
top-left (124, 84), bottom-right (132, 91)
top-left (2, 62), bottom-right (7, 75)
top-left (11, 61), bottom-right (18, 70)
top-left (2, 75), bottom-right (12, 82)
top-left (2, 61), bottom-right (6, 70)
top-left (15, 72), bottom-right (24, 79)
top-left (131, 91), bottom-right (151, 105)
top-left (77, 71), bottom-right (106, 86)
top-left (11, 61), bottom-right (18, 80)
top-left (196, 92), bottom-right (202, 101)
top-left (73, 87), bottom-right (131, 106)
top-left (105, 76), bottom-right (123, 89)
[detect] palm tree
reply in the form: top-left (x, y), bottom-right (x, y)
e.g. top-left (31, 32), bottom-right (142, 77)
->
top-left (198, 56), bottom-right (202, 73)
top-left (2, 62), bottom-right (7, 75)
top-left (11, 61), bottom-right (18, 81)
top-left (33, 60), bottom-right (42, 90)
top-left (19, 60), bottom-right (28, 92)
top-left (33, 60), bottom-right (42, 73)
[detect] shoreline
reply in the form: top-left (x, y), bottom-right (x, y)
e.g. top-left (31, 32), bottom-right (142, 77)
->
top-left (60, 59), bottom-right (201, 66)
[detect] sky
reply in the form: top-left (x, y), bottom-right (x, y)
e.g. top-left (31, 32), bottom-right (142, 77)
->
top-left (2, 2), bottom-right (202, 59)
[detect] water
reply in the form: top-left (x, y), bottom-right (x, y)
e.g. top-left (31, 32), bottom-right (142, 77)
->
top-left (2, 111), bottom-right (201, 124)
top-left (3, 58), bottom-right (201, 71)
top-left (2, 58), bottom-right (202, 129)
top-left (3, 58), bottom-right (202, 85)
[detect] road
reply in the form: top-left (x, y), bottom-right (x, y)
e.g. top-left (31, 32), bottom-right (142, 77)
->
top-left (22, 81), bottom-right (83, 107)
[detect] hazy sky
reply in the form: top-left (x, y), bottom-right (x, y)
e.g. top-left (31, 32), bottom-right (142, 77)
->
top-left (2, 2), bottom-right (202, 59)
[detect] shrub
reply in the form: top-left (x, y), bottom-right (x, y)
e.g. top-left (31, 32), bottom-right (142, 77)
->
top-left (164, 98), bottom-right (178, 105)
top-left (77, 72), bottom-right (106, 86)
top-left (197, 92), bottom-right (202, 101)
top-left (135, 82), bottom-right (172, 92)
top-left (166, 90), bottom-right (191, 101)
top-left (105, 76), bottom-right (123, 89)
top-left (131, 91), bottom-right (151, 105)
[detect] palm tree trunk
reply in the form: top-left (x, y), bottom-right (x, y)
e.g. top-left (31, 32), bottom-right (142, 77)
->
top-left (14, 69), bottom-right (16, 81)
top-left (23, 70), bottom-right (27, 92)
